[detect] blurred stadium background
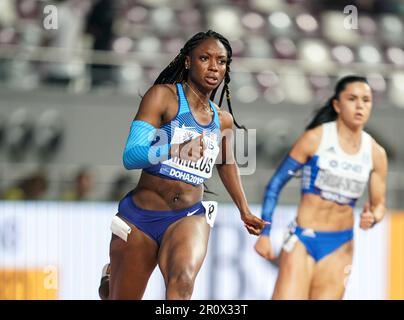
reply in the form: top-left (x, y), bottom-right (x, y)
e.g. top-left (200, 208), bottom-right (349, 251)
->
top-left (0, 0), bottom-right (403, 299)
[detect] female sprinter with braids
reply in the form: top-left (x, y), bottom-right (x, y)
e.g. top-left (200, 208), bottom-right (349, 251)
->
top-left (254, 75), bottom-right (388, 299)
top-left (99, 30), bottom-right (268, 300)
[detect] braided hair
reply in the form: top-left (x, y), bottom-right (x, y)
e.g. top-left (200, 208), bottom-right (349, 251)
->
top-left (154, 30), bottom-right (245, 129)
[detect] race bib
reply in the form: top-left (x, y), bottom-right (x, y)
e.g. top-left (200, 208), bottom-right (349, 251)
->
top-left (315, 153), bottom-right (368, 199)
top-left (202, 201), bottom-right (218, 228)
top-left (158, 127), bottom-right (220, 185)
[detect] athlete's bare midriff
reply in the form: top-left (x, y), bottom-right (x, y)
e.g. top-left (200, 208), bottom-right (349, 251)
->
top-left (130, 170), bottom-right (204, 211)
top-left (296, 194), bottom-right (354, 231)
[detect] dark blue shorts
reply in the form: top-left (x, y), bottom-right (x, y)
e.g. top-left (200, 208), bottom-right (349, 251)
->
top-left (285, 222), bottom-right (354, 262)
top-left (117, 191), bottom-right (205, 246)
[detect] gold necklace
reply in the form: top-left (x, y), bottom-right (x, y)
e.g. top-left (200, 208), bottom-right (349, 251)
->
top-left (184, 82), bottom-right (212, 114)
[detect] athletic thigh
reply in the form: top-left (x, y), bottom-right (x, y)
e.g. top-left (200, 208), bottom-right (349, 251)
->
top-left (272, 240), bottom-right (315, 300)
top-left (158, 215), bottom-right (210, 285)
top-left (109, 219), bottom-right (159, 300)
top-left (309, 240), bottom-right (353, 300)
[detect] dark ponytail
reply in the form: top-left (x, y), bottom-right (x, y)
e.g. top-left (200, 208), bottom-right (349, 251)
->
top-left (306, 75), bottom-right (369, 130)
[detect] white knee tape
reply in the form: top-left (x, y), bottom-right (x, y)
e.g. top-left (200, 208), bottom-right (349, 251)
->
top-left (110, 215), bottom-right (132, 242)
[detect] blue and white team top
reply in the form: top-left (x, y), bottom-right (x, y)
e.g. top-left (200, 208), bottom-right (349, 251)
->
top-left (301, 121), bottom-right (373, 207)
top-left (144, 83), bottom-right (221, 186)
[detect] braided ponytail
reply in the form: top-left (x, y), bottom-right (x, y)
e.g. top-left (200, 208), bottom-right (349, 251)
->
top-left (219, 68), bottom-right (246, 130)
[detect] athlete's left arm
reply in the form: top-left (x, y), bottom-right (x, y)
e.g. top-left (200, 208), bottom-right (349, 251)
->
top-left (360, 141), bottom-right (388, 229)
top-left (215, 110), bottom-right (268, 236)
top-left (370, 142), bottom-right (388, 222)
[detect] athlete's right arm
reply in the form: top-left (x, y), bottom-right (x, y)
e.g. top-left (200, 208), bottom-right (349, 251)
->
top-left (123, 85), bottom-right (204, 169)
top-left (261, 127), bottom-right (321, 235)
top-left (255, 127), bottom-right (321, 260)
top-left (122, 85), bottom-right (172, 169)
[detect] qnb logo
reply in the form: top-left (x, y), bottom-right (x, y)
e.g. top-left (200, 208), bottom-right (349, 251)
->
top-left (328, 159), bottom-right (362, 173)
top-left (330, 160), bottom-right (338, 168)
top-left (0, 218), bottom-right (17, 253)
top-left (341, 162), bottom-right (362, 173)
